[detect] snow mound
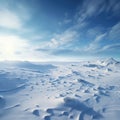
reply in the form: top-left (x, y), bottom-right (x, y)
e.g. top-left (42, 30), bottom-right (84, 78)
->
top-left (64, 97), bottom-right (103, 119)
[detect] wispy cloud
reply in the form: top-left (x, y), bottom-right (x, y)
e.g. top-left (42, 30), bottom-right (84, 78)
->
top-left (101, 44), bottom-right (120, 51)
top-left (47, 30), bottom-right (78, 48)
top-left (106, 0), bottom-right (120, 16)
top-left (32, 0), bottom-right (120, 60)
top-left (75, 0), bottom-right (105, 23)
top-left (59, 12), bottom-right (72, 25)
top-left (108, 22), bottom-right (120, 40)
top-left (96, 43), bottom-right (120, 58)
top-left (75, 0), bottom-right (120, 24)
top-left (86, 33), bottom-right (106, 51)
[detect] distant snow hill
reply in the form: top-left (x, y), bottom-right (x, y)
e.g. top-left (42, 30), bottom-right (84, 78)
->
top-left (0, 58), bottom-right (120, 120)
top-left (0, 61), bottom-right (56, 72)
top-left (99, 57), bottom-right (120, 66)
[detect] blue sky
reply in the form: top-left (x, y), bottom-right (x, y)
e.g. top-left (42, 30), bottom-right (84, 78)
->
top-left (0, 0), bottom-right (120, 61)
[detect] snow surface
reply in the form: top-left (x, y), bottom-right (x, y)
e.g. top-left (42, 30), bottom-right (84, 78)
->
top-left (0, 58), bottom-right (120, 120)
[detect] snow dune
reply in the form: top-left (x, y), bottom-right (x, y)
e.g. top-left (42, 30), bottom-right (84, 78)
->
top-left (0, 58), bottom-right (120, 120)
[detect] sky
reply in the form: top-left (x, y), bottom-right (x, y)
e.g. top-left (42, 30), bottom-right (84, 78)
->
top-left (0, 0), bottom-right (120, 61)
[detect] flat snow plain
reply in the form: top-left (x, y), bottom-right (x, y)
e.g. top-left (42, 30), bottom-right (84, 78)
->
top-left (0, 58), bottom-right (120, 120)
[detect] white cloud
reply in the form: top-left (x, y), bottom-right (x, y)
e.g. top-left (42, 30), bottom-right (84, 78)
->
top-left (85, 22), bottom-right (120, 53)
top-left (63, 19), bottom-right (72, 24)
top-left (87, 27), bottom-right (104, 38)
top-left (101, 44), bottom-right (120, 51)
top-left (109, 22), bottom-right (120, 40)
top-left (86, 33), bottom-right (106, 51)
top-left (106, 0), bottom-right (120, 15)
top-left (59, 19), bottom-right (72, 26)
top-left (16, 4), bottom-right (31, 21)
top-left (76, 0), bottom-right (105, 23)
top-left (48, 30), bottom-right (78, 48)
top-left (0, 9), bottom-right (23, 29)
top-left (0, 1), bottom-right (31, 30)
top-left (76, 0), bottom-right (120, 24)
top-left (94, 33), bottom-right (106, 42)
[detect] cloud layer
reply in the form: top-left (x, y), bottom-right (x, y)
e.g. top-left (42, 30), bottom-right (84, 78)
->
top-left (0, 0), bottom-right (120, 61)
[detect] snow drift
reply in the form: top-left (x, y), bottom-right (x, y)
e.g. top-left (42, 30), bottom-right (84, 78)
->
top-left (0, 58), bottom-right (120, 120)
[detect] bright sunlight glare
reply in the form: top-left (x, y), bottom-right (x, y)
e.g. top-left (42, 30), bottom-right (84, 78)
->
top-left (0, 35), bottom-right (28, 60)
